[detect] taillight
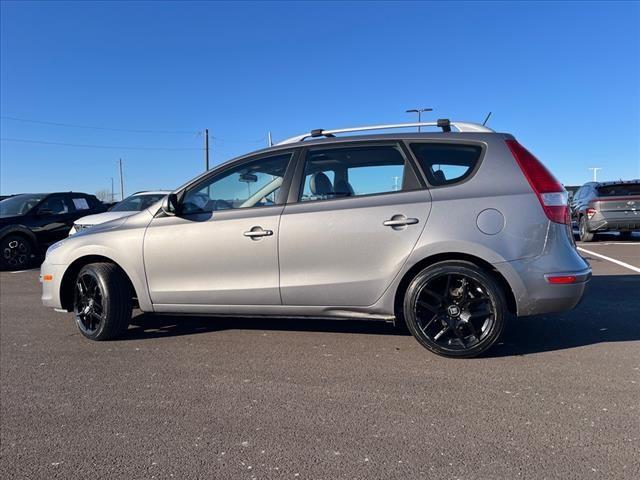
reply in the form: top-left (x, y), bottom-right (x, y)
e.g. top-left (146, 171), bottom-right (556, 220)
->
top-left (545, 275), bottom-right (577, 284)
top-left (587, 207), bottom-right (597, 219)
top-left (506, 140), bottom-right (569, 224)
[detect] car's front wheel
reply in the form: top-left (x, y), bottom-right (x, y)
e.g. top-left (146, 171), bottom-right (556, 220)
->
top-left (403, 261), bottom-right (508, 358)
top-left (73, 262), bottom-right (132, 340)
top-left (1, 234), bottom-right (33, 270)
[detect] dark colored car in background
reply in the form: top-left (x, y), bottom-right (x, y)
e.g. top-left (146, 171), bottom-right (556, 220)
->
top-left (571, 180), bottom-right (640, 241)
top-left (0, 192), bottom-right (106, 269)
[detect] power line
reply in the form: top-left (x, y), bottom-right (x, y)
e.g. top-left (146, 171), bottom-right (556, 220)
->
top-left (2, 115), bottom-right (268, 144)
top-left (210, 135), bottom-right (267, 144)
top-left (1, 115), bottom-right (198, 135)
top-left (0, 137), bottom-right (202, 151)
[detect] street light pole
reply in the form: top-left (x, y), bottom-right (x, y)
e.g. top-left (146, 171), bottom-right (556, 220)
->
top-left (588, 167), bottom-right (602, 182)
top-left (204, 128), bottom-right (210, 171)
top-left (406, 108), bottom-right (433, 132)
top-left (118, 159), bottom-right (125, 201)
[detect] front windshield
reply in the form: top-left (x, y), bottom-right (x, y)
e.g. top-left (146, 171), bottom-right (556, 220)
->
top-left (110, 193), bottom-right (167, 212)
top-left (0, 194), bottom-right (47, 217)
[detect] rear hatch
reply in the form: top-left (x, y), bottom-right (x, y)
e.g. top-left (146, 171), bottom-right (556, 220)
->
top-left (592, 182), bottom-right (640, 219)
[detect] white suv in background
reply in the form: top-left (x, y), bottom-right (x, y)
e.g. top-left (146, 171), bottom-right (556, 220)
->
top-left (69, 191), bottom-right (169, 235)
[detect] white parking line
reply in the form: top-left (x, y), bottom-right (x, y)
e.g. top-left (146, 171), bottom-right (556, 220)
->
top-left (584, 242), bottom-right (640, 246)
top-left (577, 247), bottom-right (640, 274)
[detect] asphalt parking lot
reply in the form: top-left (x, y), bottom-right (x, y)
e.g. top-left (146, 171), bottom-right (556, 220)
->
top-left (1, 240), bottom-right (638, 479)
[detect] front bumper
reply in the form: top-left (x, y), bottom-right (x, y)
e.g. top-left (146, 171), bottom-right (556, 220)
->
top-left (40, 260), bottom-right (67, 310)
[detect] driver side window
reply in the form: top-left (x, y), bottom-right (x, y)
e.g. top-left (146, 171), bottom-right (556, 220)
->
top-left (182, 152), bottom-right (293, 214)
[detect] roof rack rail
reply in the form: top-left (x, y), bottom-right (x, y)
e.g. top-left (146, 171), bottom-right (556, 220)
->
top-left (277, 119), bottom-right (493, 145)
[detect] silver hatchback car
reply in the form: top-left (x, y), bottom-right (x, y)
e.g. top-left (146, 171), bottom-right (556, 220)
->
top-left (41, 120), bottom-right (590, 358)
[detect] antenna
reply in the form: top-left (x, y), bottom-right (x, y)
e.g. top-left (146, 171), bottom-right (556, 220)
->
top-left (268, 131), bottom-right (273, 147)
top-left (482, 112), bottom-right (492, 126)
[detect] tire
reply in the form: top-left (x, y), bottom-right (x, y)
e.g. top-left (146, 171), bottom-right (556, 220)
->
top-left (403, 261), bottom-right (508, 358)
top-left (1, 234), bottom-right (33, 270)
top-left (73, 262), bottom-right (132, 340)
top-left (579, 216), bottom-right (595, 242)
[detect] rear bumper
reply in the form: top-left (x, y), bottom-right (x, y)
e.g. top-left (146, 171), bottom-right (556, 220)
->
top-left (497, 262), bottom-right (590, 317)
top-left (588, 211), bottom-right (640, 232)
top-left (494, 223), bottom-right (591, 317)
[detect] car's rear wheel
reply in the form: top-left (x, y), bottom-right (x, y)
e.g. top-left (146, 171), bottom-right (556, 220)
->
top-left (579, 216), bottom-right (595, 242)
top-left (403, 261), bottom-right (507, 358)
top-left (73, 263), bottom-right (132, 340)
top-left (1, 235), bottom-right (33, 270)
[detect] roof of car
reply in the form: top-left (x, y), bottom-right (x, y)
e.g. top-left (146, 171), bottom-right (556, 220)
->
top-left (10, 192), bottom-right (96, 197)
top-left (243, 131), bottom-right (513, 158)
top-left (129, 190), bottom-right (171, 196)
top-left (584, 180), bottom-right (640, 187)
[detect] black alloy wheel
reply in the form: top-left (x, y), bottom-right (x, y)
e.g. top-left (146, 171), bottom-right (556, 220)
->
top-left (1, 235), bottom-right (32, 270)
top-left (74, 271), bottom-right (105, 336)
top-left (73, 263), bottom-right (132, 340)
top-left (403, 261), bottom-right (507, 358)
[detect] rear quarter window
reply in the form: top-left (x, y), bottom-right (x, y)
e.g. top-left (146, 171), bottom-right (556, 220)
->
top-left (409, 143), bottom-right (483, 187)
top-left (72, 198), bottom-right (90, 210)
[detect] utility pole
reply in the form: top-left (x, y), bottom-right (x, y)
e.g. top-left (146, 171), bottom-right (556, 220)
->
top-left (268, 131), bottom-right (273, 147)
top-left (406, 108), bottom-right (433, 132)
top-left (204, 128), bottom-right (210, 171)
top-left (588, 167), bottom-right (602, 182)
top-left (110, 177), bottom-right (115, 202)
top-left (118, 159), bottom-right (125, 201)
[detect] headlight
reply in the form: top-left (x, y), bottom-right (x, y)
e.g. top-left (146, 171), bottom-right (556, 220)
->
top-left (73, 223), bottom-right (92, 232)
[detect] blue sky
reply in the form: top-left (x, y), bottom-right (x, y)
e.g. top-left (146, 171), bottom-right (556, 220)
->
top-left (1, 0), bottom-right (638, 197)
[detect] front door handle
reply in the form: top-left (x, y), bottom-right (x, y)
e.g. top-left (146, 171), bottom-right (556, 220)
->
top-left (383, 216), bottom-right (419, 227)
top-left (243, 227), bottom-right (273, 238)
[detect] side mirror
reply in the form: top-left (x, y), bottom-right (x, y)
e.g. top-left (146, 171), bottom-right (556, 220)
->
top-left (37, 208), bottom-right (53, 216)
top-left (161, 193), bottom-right (180, 216)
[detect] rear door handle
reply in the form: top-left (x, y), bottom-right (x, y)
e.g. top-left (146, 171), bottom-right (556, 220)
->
top-left (243, 227), bottom-right (273, 238)
top-left (383, 217), bottom-right (419, 227)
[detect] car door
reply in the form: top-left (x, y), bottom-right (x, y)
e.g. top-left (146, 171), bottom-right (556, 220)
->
top-left (31, 194), bottom-right (76, 245)
top-left (279, 142), bottom-right (431, 307)
top-left (143, 150), bottom-right (296, 307)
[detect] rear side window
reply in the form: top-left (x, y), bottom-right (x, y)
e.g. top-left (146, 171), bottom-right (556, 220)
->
top-left (39, 195), bottom-right (71, 214)
top-left (410, 143), bottom-right (483, 187)
top-left (71, 197), bottom-right (91, 210)
top-left (300, 144), bottom-right (421, 202)
top-left (596, 184), bottom-right (640, 197)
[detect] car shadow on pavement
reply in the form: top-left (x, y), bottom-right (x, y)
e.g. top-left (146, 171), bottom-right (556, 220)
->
top-left (126, 313), bottom-right (403, 339)
top-left (490, 274), bottom-right (639, 357)
top-left (124, 275), bottom-right (639, 356)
